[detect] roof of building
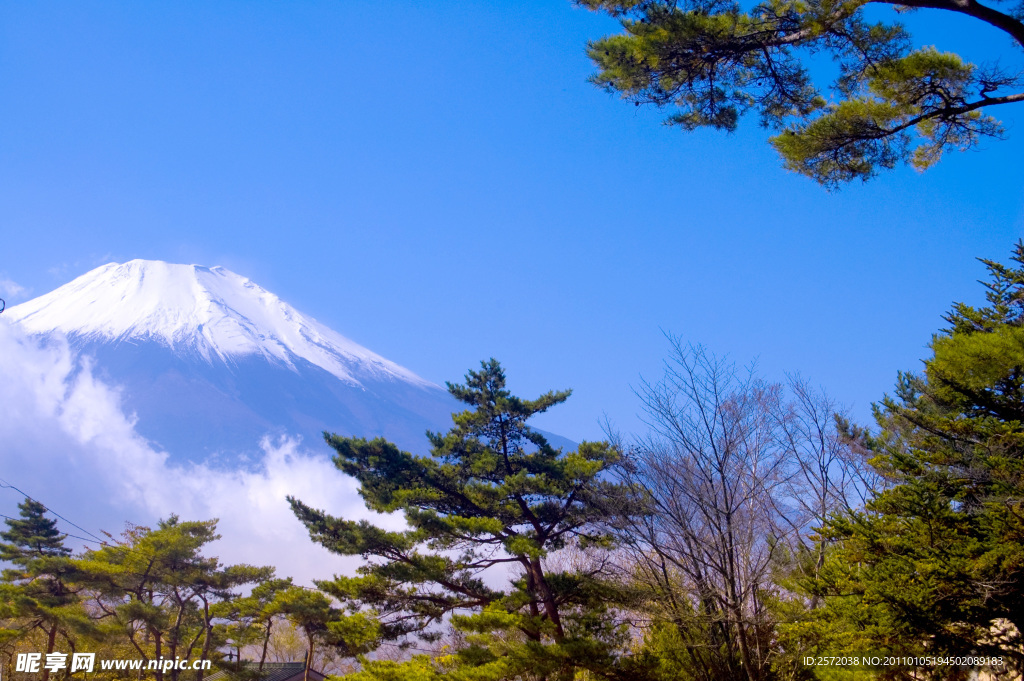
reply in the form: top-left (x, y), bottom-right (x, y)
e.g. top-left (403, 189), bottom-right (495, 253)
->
top-left (204, 662), bottom-right (326, 681)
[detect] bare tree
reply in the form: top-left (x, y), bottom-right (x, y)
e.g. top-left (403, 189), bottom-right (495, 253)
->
top-left (775, 376), bottom-right (882, 590)
top-left (609, 339), bottom-right (875, 681)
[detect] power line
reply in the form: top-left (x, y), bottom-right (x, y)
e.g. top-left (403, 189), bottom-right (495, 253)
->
top-left (0, 512), bottom-right (102, 546)
top-left (0, 478), bottom-right (108, 545)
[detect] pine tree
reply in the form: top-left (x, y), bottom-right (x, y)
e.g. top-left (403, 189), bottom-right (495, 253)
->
top-left (1, 500), bottom-right (69, 565)
top-left (289, 360), bottom-right (631, 681)
top-left (805, 243), bottom-right (1024, 676)
top-left (0, 498), bottom-right (85, 681)
top-left (75, 517), bottom-right (273, 681)
top-left (273, 586), bottom-right (378, 681)
top-left (580, 1), bottom-right (1024, 187)
top-left (216, 577), bottom-right (293, 676)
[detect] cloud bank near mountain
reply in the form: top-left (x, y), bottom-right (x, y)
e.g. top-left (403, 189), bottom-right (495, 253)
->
top-left (0, 319), bottom-right (381, 584)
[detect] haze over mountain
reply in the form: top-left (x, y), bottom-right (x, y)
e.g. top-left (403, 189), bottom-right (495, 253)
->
top-left (6, 259), bottom-right (462, 462)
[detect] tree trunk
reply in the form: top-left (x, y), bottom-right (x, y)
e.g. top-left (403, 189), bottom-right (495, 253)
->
top-left (303, 637), bottom-right (314, 681)
top-left (154, 632), bottom-right (164, 681)
top-left (733, 606), bottom-right (757, 679)
top-left (259, 619), bottom-right (273, 672)
top-left (529, 558), bottom-right (564, 641)
top-left (196, 623), bottom-right (213, 681)
top-left (40, 623), bottom-right (58, 681)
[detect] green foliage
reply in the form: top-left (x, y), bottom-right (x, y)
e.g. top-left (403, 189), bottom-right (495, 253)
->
top-left (1, 500), bottom-right (70, 566)
top-left (75, 517), bottom-right (273, 681)
top-left (2, 509), bottom-right (343, 681)
top-left (344, 655), bottom-right (447, 681)
top-left (580, 0), bottom-right (1024, 187)
top-left (1, 499), bottom-right (92, 680)
top-left (789, 243), bottom-right (1024, 677)
top-left (290, 360), bottom-right (631, 680)
top-left (273, 585), bottom-right (379, 677)
top-left (215, 577), bottom-right (293, 676)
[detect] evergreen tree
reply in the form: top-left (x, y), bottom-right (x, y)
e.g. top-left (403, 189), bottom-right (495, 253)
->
top-left (289, 360), bottom-right (631, 681)
top-left (1, 500), bottom-right (69, 565)
top-left (216, 577), bottom-right (293, 675)
top-left (580, 0), bottom-right (1024, 187)
top-left (273, 586), bottom-right (377, 681)
top-left (801, 243), bottom-right (1024, 677)
top-left (0, 498), bottom-right (87, 681)
top-left (75, 517), bottom-right (272, 681)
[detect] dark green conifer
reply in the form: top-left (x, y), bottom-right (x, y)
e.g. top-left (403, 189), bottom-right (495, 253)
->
top-left (290, 360), bottom-right (631, 681)
top-left (1, 499), bottom-right (70, 566)
top-left (802, 243), bottom-right (1024, 676)
top-left (1, 498), bottom-right (83, 681)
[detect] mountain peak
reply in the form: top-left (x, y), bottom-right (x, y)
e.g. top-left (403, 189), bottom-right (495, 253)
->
top-left (8, 259), bottom-right (431, 388)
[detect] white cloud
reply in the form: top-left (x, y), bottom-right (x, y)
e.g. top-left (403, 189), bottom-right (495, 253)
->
top-left (0, 319), bottom-right (390, 585)
top-left (0, 277), bottom-right (27, 302)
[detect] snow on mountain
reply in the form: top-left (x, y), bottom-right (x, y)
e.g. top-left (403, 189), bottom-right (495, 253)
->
top-left (7, 260), bottom-right (575, 464)
top-left (8, 260), bottom-right (431, 388)
top-left (2, 261), bottom-right (576, 582)
top-left (6, 260), bottom-right (462, 461)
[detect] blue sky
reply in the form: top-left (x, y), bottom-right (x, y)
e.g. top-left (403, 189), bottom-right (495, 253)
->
top-left (2, 0), bottom-right (1022, 443)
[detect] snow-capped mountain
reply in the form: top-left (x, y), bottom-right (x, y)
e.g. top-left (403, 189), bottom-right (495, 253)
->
top-left (7, 260), bottom-right (460, 462)
top-left (11, 260), bottom-right (429, 387)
